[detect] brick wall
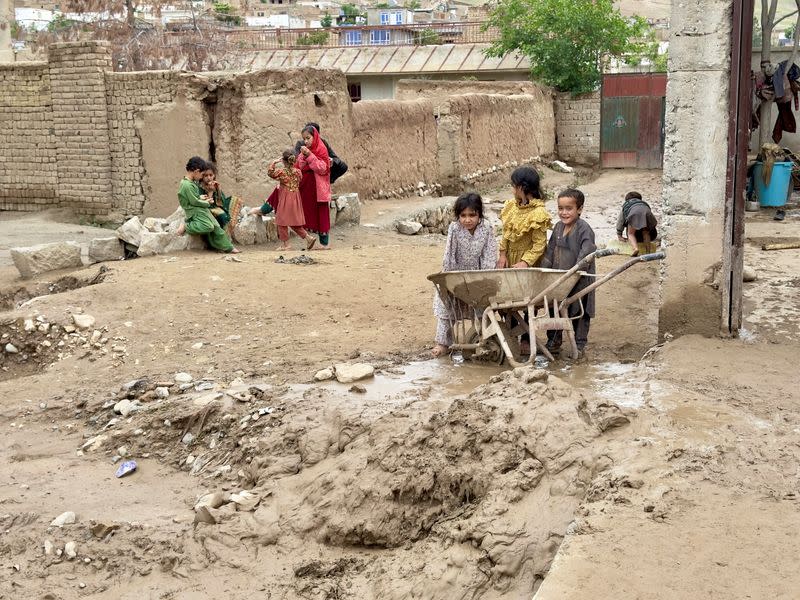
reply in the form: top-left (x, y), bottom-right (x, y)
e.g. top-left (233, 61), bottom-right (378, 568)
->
top-left (0, 62), bottom-right (57, 211)
top-left (555, 91), bottom-right (600, 166)
top-left (48, 41), bottom-right (114, 215)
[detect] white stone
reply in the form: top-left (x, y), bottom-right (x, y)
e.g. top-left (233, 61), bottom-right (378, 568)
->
top-left (743, 265), bottom-right (758, 282)
top-left (116, 216), bottom-right (145, 246)
top-left (72, 314), bottom-right (96, 330)
top-left (117, 446), bottom-right (128, 457)
top-left (81, 434), bottom-right (108, 452)
top-left (43, 540), bottom-right (54, 556)
top-left (142, 217), bottom-right (168, 233)
top-left (5, 343), bottom-right (18, 354)
top-left (113, 399), bottom-right (136, 417)
top-left (11, 242), bottom-right (83, 279)
top-left (397, 221), bottom-right (423, 235)
top-left (233, 214), bottom-right (257, 246)
top-left (64, 541), bottom-right (77, 559)
top-left (137, 231), bottom-right (192, 257)
top-left (155, 386), bottom-right (169, 399)
top-left (23, 319), bottom-right (36, 332)
top-left (334, 193), bottom-right (361, 226)
top-left (191, 342), bottom-right (204, 350)
top-left (314, 367), bottom-right (334, 382)
top-left (165, 207), bottom-right (185, 231)
top-left (334, 363), bottom-right (375, 384)
top-left (88, 237), bottom-right (125, 264)
top-left (174, 372), bottom-right (193, 383)
top-left (550, 160), bottom-right (574, 173)
top-left (50, 511), bottom-right (76, 528)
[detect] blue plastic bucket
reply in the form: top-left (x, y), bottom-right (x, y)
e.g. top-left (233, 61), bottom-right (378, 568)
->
top-left (754, 161), bottom-right (792, 207)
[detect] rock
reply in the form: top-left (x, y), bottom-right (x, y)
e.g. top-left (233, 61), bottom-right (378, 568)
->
top-left (397, 220), bottom-right (423, 235)
top-left (252, 211), bottom-right (269, 245)
top-left (64, 541), bottom-right (78, 559)
top-left (194, 506), bottom-right (217, 525)
top-left (174, 372), bottom-right (193, 384)
top-left (155, 387), bottom-right (169, 399)
top-left (43, 540), bottom-right (54, 556)
top-left (137, 231), bottom-right (191, 257)
top-left (550, 160), bottom-right (574, 173)
top-left (233, 214), bottom-right (257, 246)
top-left (91, 522), bottom-right (119, 539)
top-left (334, 363), bottom-right (375, 384)
top-left (334, 193), bottom-right (361, 226)
top-left (24, 319), bottom-right (36, 332)
top-left (182, 432), bottom-right (195, 445)
top-left (50, 511), bottom-right (76, 528)
top-left (72, 314), bottom-right (96, 330)
top-left (742, 265), bottom-right (758, 282)
top-left (165, 207), bottom-right (185, 231)
top-left (349, 384), bottom-right (367, 394)
top-left (11, 241), bottom-right (83, 279)
top-left (263, 215), bottom-right (279, 242)
top-left (142, 217), bottom-right (168, 233)
top-left (81, 434), bottom-right (108, 452)
top-left (313, 367), bottom-right (334, 382)
top-left (195, 491), bottom-right (229, 510)
top-left (5, 343), bottom-right (18, 354)
top-left (113, 399), bottom-right (136, 417)
top-left (116, 216), bottom-right (146, 246)
top-left (117, 446), bottom-right (129, 457)
top-left (88, 237), bottom-right (124, 264)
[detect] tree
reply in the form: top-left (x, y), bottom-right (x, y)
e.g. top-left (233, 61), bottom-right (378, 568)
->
top-left (786, 21), bottom-right (796, 41)
top-left (405, 0), bottom-right (421, 9)
top-left (339, 3), bottom-right (362, 25)
top-left (757, 0), bottom-right (800, 145)
top-left (484, 0), bottom-right (657, 95)
top-left (321, 13), bottom-right (333, 28)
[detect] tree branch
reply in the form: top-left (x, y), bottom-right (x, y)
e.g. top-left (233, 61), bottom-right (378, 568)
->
top-left (790, 0), bottom-right (800, 70)
top-left (774, 9), bottom-right (799, 27)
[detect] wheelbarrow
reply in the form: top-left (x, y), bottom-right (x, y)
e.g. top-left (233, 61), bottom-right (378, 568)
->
top-left (428, 249), bottom-right (666, 366)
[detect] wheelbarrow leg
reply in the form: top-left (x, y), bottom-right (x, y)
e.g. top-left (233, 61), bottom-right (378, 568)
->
top-left (483, 309), bottom-right (531, 368)
top-left (528, 305), bottom-right (554, 362)
top-left (559, 306), bottom-right (580, 360)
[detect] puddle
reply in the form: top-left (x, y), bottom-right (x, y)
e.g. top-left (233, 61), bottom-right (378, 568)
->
top-left (557, 361), bottom-right (663, 409)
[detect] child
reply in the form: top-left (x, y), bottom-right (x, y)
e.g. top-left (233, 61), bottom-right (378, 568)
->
top-left (432, 193), bottom-right (498, 357)
top-left (297, 125), bottom-right (333, 249)
top-left (176, 156), bottom-right (240, 254)
top-left (541, 188), bottom-right (597, 356)
top-left (201, 162), bottom-right (243, 238)
top-left (255, 150), bottom-right (316, 251)
top-left (616, 191), bottom-right (658, 256)
top-left (497, 166), bottom-right (552, 269)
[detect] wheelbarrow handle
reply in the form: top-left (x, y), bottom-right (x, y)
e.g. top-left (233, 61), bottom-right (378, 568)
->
top-left (595, 248), bottom-right (618, 258)
top-left (639, 251), bottom-right (666, 262)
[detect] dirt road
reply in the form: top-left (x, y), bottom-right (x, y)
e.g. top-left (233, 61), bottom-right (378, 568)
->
top-left (1, 170), bottom-right (799, 599)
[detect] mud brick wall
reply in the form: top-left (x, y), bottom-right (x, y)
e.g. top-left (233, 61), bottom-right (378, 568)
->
top-left (349, 99), bottom-right (439, 198)
top-left (0, 62), bottom-right (57, 211)
top-left (555, 91), bottom-right (601, 166)
top-left (105, 71), bottom-right (181, 216)
top-left (47, 41), bottom-right (114, 215)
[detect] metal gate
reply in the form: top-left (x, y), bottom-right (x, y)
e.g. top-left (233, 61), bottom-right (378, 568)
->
top-left (601, 73), bottom-right (667, 169)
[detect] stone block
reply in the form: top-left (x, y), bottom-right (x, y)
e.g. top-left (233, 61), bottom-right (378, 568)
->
top-left (233, 214), bottom-right (257, 246)
top-left (88, 237), bottom-right (124, 263)
top-left (11, 241), bottom-right (83, 279)
top-left (397, 220), bottom-right (423, 235)
top-left (334, 193), bottom-right (361, 226)
top-left (116, 216), bottom-right (145, 246)
top-left (143, 217), bottom-right (168, 232)
top-left (137, 231), bottom-right (193, 257)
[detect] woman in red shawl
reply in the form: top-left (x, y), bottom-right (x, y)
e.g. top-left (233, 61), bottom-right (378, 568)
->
top-left (294, 125), bottom-right (333, 248)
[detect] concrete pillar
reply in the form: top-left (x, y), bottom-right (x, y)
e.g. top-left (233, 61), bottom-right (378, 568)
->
top-left (659, 0), bottom-right (733, 337)
top-left (0, 0), bottom-right (13, 63)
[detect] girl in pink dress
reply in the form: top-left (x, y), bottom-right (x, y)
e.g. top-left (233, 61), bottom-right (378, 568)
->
top-left (266, 150), bottom-right (316, 251)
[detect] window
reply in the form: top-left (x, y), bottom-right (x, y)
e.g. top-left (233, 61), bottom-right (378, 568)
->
top-left (379, 11), bottom-right (389, 24)
top-left (370, 29), bottom-right (391, 44)
top-left (348, 83), bottom-right (362, 102)
top-left (344, 30), bottom-right (362, 46)
top-left (393, 11), bottom-right (403, 24)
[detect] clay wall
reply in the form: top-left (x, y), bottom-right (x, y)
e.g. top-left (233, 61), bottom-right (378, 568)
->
top-left (555, 91), bottom-right (601, 166)
top-left (0, 62), bottom-right (57, 211)
top-left (395, 79), bottom-right (547, 102)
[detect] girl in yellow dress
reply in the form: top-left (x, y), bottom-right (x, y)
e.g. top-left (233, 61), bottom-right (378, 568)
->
top-left (496, 166), bottom-right (552, 269)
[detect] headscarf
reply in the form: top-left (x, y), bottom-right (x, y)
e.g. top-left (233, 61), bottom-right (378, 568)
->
top-left (304, 126), bottom-right (330, 166)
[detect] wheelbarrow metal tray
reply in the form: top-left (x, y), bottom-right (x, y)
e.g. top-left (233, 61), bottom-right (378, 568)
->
top-left (427, 268), bottom-right (586, 309)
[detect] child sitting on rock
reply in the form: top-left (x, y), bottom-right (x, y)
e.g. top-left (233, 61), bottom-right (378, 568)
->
top-left (616, 191), bottom-right (658, 256)
top-left (176, 156), bottom-right (240, 254)
top-left (251, 150), bottom-right (316, 251)
top-left (433, 192), bottom-right (498, 357)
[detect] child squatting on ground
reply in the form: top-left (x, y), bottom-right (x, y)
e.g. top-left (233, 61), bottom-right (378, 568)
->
top-left (541, 188), bottom-right (597, 355)
top-left (432, 193), bottom-right (498, 357)
top-left (616, 191), bottom-right (658, 256)
top-left (250, 150), bottom-right (317, 251)
top-left (177, 156), bottom-right (240, 254)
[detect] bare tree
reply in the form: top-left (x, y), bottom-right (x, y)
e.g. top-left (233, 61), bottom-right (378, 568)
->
top-left (758, 0), bottom-right (800, 145)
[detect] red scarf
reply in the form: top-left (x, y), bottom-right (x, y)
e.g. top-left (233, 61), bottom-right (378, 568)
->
top-left (306, 126), bottom-right (330, 166)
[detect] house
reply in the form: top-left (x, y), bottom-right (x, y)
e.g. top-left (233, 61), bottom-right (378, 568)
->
top-left (338, 7), bottom-right (415, 46)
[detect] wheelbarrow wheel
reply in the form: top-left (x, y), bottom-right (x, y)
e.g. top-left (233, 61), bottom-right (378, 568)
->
top-left (462, 327), bottom-right (505, 365)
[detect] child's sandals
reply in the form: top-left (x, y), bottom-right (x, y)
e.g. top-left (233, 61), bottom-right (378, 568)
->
top-left (306, 235), bottom-right (317, 250)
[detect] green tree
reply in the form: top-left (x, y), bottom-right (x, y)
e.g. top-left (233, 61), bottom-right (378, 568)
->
top-left (786, 21), bottom-right (796, 41)
top-left (340, 3), bottom-right (362, 25)
top-left (405, 0), bottom-right (421, 8)
top-left (484, 0), bottom-right (657, 94)
top-left (321, 13), bottom-right (333, 27)
top-left (296, 30), bottom-right (329, 45)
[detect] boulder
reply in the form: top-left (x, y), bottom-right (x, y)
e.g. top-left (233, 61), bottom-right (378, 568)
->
top-left (11, 241), bottom-right (83, 279)
top-left (334, 193), bottom-right (361, 226)
top-left (742, 265), bottom-right (758, 282)
top-left (233, 214), bottom-right (257, 246)
top-left (72, 314), bottom-right (95, 330)
top-left (550, 160), bottom-right (574, 173)
top-left (397, 220), bottom-right (423, 235)
top-left (88, 237), bottom-right (124, 264)
top-left (253, 212), bottom-right (269, 245)
top-left (137, 231), bottom-right (193, 257)
top-left (314, 367), bottom-right (334, 382)
top-left (143, 217), bottom-right (168, 233)
top-left (334, 363), bottom-right (375, 384)
top-left (264, 215), bottom-right (279, 242)
top-left (165, 207), bottom-right (185, 232)
top-left (116, 216), bottom-right (145, 246)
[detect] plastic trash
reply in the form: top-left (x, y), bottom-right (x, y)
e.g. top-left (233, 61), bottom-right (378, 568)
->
top-left (115, 460), bottom-right (137, 478)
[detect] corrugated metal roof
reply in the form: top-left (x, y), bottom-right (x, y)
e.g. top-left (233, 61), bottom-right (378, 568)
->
top-left (249, 43), bottom-right (529, 74)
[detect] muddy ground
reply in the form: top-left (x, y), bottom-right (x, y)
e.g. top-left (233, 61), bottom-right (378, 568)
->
top-left (1, 169), bottom-right (799, 599)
